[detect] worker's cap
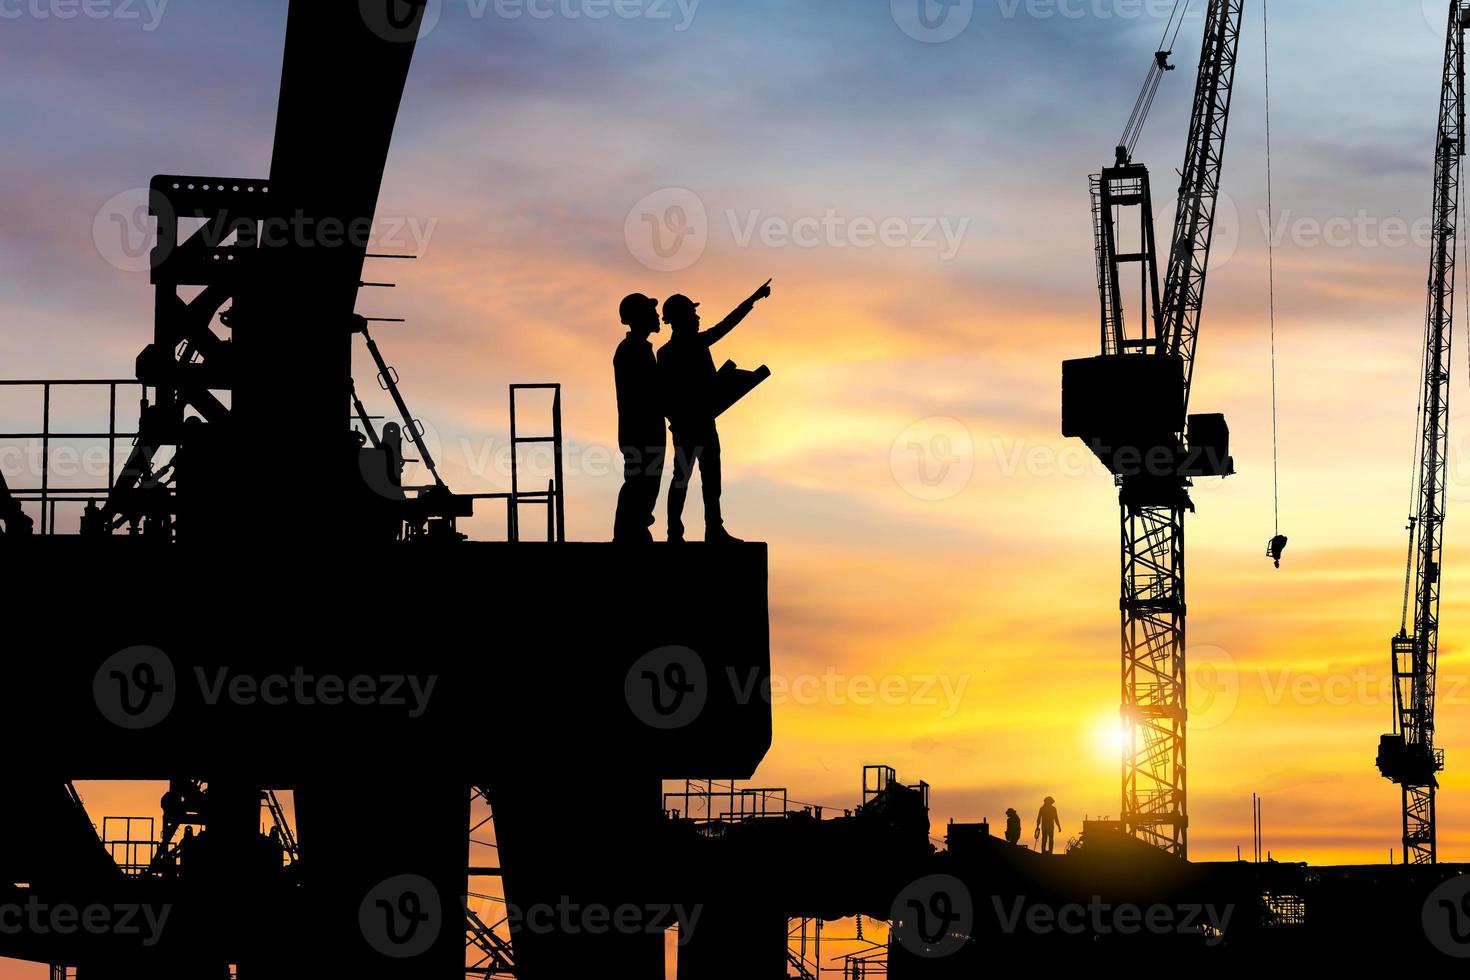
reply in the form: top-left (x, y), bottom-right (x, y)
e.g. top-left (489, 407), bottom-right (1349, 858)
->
top-left (1005, 808), bottom-right (1018, 815)
top-left (662, 294), bottom-right (700, 321)
top-left (619, 293), bottom-right (659, 325)
top-left (1044, 796), bottom-right (1055, 804)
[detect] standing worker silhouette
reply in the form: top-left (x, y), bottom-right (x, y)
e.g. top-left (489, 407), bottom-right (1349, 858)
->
top-left (658, 279), bottom-right (772, 543)
top-left (1035, 796), bottom-right (1061, 855)
top-left (613, 293), bottom-right (667, 543)
top-left (1004, 807), bottom-right (1022, 845)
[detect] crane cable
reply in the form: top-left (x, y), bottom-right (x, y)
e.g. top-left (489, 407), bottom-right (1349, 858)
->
top-left (1119, 0), bottom-right (1195, 157)
top-left (1265, 0), bottom-right (1279, 536)
top-left (1263, 0), bottom-right (1289, 568)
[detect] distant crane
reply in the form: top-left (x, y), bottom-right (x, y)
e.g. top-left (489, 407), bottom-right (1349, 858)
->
top-left (1376, 0), bottom-right (1470, 867)
top-left (1062, 0), bottom-right (1244, 858)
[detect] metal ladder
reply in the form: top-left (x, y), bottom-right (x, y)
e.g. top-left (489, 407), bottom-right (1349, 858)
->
top-left (507, 384), bottom-right (565, 542)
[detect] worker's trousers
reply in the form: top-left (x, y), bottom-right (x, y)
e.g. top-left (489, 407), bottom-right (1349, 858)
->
top-left (667, 422), bottom-right (721, 539)
top-left (614, 425), bottom-right (666, 542)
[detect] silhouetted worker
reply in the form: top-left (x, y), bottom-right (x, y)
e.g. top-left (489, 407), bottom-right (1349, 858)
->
top-left (1035, 797), bottom-right (1061, 854)
top-left (658, 280), bottom-right (772, 543)
top-left (614, 293), bottom-right (667, 543)
top-left (1005, 808), bottom-right (1022, 845)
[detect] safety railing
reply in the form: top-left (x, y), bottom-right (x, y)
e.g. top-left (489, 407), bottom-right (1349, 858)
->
top-left (0, 379), bottom-right (144, 534)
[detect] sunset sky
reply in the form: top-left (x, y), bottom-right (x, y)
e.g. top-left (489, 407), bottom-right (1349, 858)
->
top-left (4, 0), bottom-right (1470, 923)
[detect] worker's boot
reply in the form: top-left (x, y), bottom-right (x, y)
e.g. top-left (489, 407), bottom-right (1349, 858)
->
top-left (705, 525), bottom-right (743, 544)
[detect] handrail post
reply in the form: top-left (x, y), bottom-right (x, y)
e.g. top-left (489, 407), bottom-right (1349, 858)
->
top-left (552, 386), bottom-right (566, 543)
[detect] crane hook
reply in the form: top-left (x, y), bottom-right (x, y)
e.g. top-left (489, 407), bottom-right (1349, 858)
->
top-left (1267, 534), bottom-right (1288, 569)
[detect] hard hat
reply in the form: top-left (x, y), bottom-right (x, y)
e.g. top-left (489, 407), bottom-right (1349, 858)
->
top-left (620, 293), bottom-right (659, 325)
top-left (662, 294), bottom-right (700, 322)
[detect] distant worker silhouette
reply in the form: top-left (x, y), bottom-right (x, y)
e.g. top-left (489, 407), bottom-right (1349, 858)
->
top-left (1035, 796), bottom-right (1061, 855)
top-left (613, 293), bottom-right (668, 543)
top-left (1004, 807), bottom-right (1022, 845)
top-left (658, 280), bottom-right (772, 543)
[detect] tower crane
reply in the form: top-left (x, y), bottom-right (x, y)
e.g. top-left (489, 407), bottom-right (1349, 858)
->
top-left (1062, 0), bottom-right (1244, 858)
top-left (1376, 0), bottom-right (1470, 867)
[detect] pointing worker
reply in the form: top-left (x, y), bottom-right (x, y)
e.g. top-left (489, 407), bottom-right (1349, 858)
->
top-left (657, 279), bottom-right (772, 543)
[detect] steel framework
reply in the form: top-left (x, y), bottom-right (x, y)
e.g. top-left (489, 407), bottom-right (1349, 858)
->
top-left (1115, 0), bottom-right (1243, 858)
top-left (1378, 0), bottom-right (1469, 866)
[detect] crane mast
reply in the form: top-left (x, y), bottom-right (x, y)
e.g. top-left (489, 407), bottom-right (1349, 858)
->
top-left (1063, 0), bottom-right (1243, 858)
top-left (1377, 0), bottom-right (1469, 867)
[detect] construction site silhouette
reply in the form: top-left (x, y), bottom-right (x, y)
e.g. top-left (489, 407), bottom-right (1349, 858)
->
top-left (4, 1), bottom-right (1470, 977)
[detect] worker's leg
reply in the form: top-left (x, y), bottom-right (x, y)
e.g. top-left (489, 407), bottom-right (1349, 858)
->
top-left (615, 436), bottom-right (664, 541)
top-left (667, 432), bottom-right (698, 541)
top-left (639, 438), bottom-right (667, 529)
top-left (699, 425), bottom-right (723, 532)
